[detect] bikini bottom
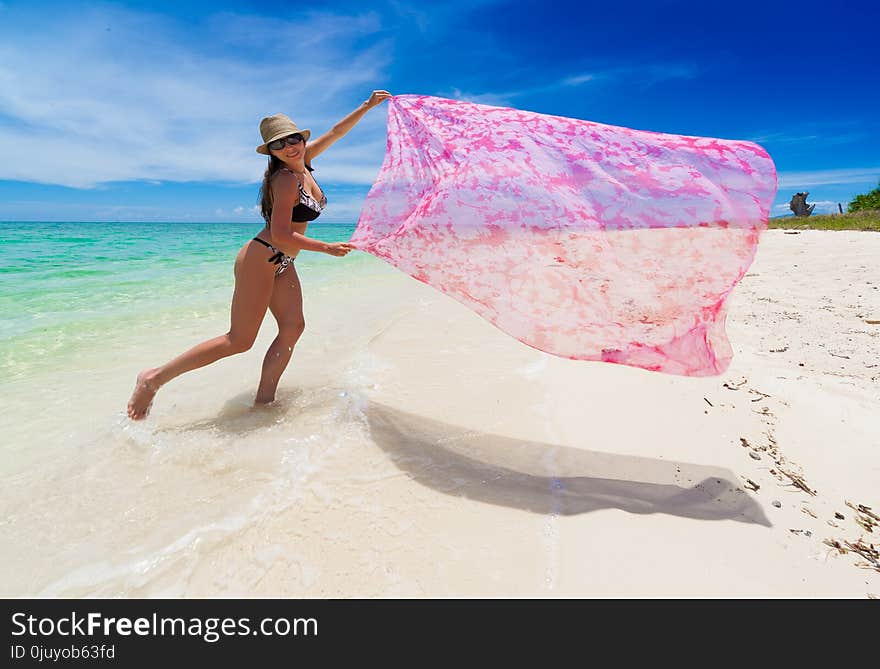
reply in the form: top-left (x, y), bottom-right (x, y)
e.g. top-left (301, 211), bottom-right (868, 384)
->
top-left (252, 237), bottom-right (294, 276)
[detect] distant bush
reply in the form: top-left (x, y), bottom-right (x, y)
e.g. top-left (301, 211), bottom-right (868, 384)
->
top-left (848, 180), bottom-right (880, 212)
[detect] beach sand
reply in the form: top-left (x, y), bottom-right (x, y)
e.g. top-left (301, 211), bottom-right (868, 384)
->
top-left (1, 229), bottom-right (878, 597)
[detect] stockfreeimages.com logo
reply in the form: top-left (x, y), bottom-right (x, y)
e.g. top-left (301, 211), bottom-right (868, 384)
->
top-left (11, 611), bottom-right (317, 644)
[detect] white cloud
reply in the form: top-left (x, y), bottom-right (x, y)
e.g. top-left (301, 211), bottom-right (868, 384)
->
top-left (0, 199), bottom-right (200, 222)
top-left (747, 131), bottom-right (865, 147)
top-left (439, 62), bottom-right (699, 108)
top-left (634, 63), bottom-right (701, 85)
top-left (315, 193), bottom-right (368, 222)
top-left (205, 10), bottom-right (383, 49)
top-left (777, 167), bottom-right (880, 188)
top-left (387, 0), bottom-right (507, 34)
top-left (0, 6), bottom-right (392, 188)
top-left (562, 74), bottom-right (596, 86)
top-left (442, 87), bottom-right (518, 107)
top-left (750, 132), bottom-right (819, 144)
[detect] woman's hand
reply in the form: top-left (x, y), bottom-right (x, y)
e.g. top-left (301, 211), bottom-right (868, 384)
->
top-left (324, 242), bottom-right (355, 257)
top-left (365, 90), bottom-right (392, 109)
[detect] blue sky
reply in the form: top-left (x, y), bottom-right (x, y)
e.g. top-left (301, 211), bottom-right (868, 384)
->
top-left (0, 0), bottom-right (877, 222)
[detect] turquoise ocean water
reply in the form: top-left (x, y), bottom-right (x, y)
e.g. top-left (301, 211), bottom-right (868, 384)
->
top-left (0, 221), bottom-right (364, 380)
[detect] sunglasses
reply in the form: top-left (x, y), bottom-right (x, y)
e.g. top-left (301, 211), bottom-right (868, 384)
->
top-left (267, 133), bottom-right (305, 151)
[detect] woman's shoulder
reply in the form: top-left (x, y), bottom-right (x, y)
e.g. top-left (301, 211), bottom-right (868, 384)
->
top-left (271, 167), bottom-right (299, 183)
top-left (270, 169), bottom-right (299, 200)
top-left (272, 165), bottom-right (314, 179)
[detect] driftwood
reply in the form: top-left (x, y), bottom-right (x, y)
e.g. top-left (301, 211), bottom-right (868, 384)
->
top-left (789, 192), bottom-right (816, 217)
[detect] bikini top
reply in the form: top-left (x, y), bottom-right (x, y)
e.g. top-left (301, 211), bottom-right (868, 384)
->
top-left (272, 165), bottom-right (328, 224)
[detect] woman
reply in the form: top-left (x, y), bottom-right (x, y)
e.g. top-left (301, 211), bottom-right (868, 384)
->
top-left (126, 90), bottom-right (392, 420)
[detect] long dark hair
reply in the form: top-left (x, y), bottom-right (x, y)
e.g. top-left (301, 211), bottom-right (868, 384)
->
top-left (258, 155), bottom-right (286, 226)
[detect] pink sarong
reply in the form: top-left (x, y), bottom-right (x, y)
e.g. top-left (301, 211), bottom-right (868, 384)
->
top-left (350, 94), bottom-right (777, 376)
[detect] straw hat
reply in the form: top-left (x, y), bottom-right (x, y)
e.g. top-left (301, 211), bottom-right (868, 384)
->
top-left (256, 113), bottom-right (311, 155)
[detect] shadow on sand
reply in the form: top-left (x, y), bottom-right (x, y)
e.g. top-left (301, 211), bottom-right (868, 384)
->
top-left (152, 388), bottom-right (307, 436)
top-left (148, 386), bottom-right (770, 527)
top-left (363, 400), bottom-right (770, 526)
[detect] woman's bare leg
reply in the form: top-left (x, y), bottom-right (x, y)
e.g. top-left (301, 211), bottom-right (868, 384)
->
top-left (255, 263), bottom-right (305, 404)
top-left (127, 242), bottom-right (276, 419)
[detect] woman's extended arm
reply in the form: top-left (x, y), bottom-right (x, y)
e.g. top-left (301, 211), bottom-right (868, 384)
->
top-left (273, 231), bottom-right (329, 254)
top-left (305, 90), bottom-right (391, 163)
top-left (270, 231), bottom-right (351, 258)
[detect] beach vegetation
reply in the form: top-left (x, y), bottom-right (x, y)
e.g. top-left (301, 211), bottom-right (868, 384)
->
top-left (847, 180), bottom-right (880, 213)
top-left (769, 208), bottom-right (880, 231)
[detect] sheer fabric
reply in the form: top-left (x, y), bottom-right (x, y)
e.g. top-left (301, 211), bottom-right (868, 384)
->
top-left (350, 94), bottom-right (777, 376)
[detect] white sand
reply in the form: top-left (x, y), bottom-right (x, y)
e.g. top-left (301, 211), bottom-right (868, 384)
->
top-left (182, 229), bottom-right (880, 597)
top-left (4, 230), bottom-right (878, 598)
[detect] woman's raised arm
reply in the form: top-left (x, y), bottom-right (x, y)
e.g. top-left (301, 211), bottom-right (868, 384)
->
top-left (305, 90), bottom-right (392, 163)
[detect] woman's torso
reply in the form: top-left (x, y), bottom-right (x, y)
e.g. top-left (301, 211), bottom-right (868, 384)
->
top-left (255, 165), bottom-right (326, 259)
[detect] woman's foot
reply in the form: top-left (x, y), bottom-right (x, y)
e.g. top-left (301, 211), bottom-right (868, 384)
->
top-left (127, 369), bottom-right (161, 420)
top-left (254, 393), bottom-right (276, 406)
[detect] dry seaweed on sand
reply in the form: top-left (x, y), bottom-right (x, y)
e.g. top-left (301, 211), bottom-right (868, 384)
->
top-left (722, 378), bottom-right (748, 390)
top-left (848, 502), bottom-right (880, 523)
top-left (847, 539), bottom-right (880, 571)
top-left (824, 539), bottom-right (880, 573)
top-left (776, 467), bottom-right (816, 496)
top-left (845, 501), bottom-right (879, 532)
top-left (748, 388), bottom-right (772, 401)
